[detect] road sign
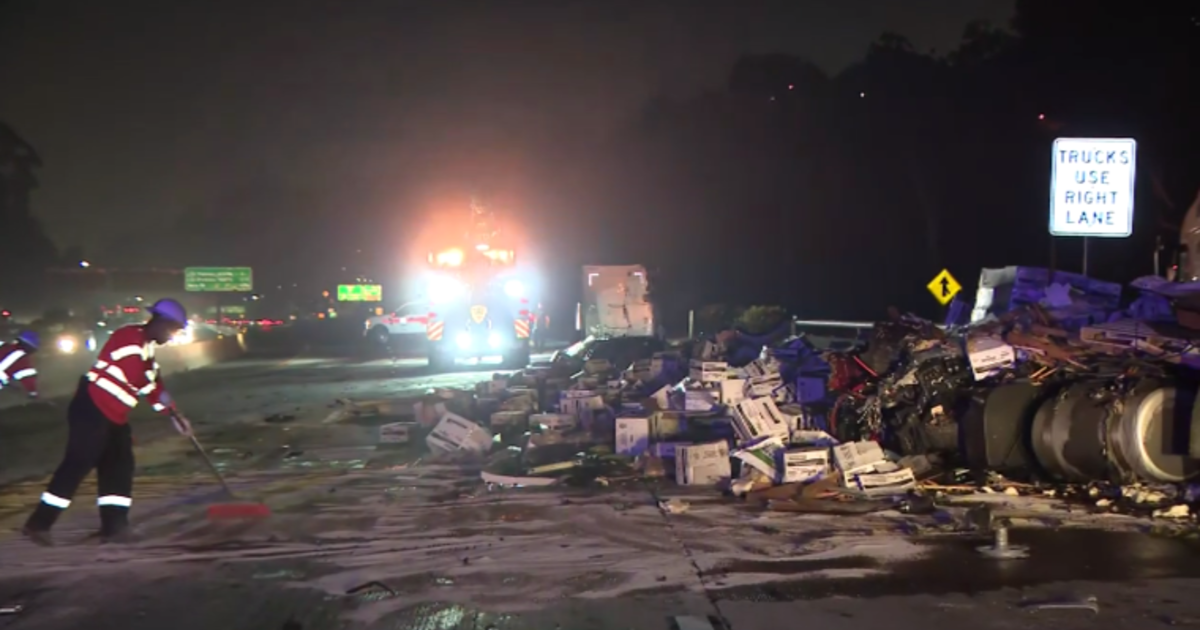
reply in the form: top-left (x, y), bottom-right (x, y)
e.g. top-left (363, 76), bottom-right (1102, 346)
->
top-left (184, 267), bottom-right (252, 292)
top-left (337, 284), bottom-right (382, 302)
top-left (1049, 137), bottom-right (1137, 238)
top-left (927, 269), bottom-right (961, 306)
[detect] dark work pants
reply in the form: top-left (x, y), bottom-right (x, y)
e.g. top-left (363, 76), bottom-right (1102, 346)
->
top-left (25, 378), bottom-right (135, 535)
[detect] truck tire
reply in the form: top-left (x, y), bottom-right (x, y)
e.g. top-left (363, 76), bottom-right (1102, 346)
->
top-left (368, 326), bottom-right (391, 347)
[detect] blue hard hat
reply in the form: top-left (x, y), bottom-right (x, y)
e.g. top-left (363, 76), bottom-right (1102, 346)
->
top-left (16, 330), bottom-right (38, 349)
top-left (147, 298), bottom-right (188, 325)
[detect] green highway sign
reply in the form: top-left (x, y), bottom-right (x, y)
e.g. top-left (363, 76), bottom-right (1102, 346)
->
top-left (184, 267), bottom-right (253, 292)
top-left (337, 284), bottom-right (382, 302)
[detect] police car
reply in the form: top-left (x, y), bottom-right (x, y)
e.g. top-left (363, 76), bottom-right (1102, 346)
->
top-left (364, 302), bottom-right (429, 346)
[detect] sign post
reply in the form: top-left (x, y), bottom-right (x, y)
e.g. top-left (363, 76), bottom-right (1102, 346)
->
top-left (1049, 137), bottom-right (1138, 276)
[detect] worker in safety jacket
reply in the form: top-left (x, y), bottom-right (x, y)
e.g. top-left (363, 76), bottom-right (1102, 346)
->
top-left (0, 330), bottom-right (40, 399)
top-left (23, 299), bottom-right (194, 546)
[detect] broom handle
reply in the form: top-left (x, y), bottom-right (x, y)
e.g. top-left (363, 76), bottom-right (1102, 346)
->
top-left (188, 434), bottom-right (235, 497)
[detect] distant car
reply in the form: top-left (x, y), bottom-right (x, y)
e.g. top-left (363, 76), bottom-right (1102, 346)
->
top-left (552, 335), bottom-right (666, 372)
top-left (364, 302), bottom-right (429, 346)
top-left (32, 318), bottom-right (97, 356)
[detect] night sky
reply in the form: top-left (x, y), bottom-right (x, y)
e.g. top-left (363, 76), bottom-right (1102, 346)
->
top-left (1, 0), bottom-right (1012, 256)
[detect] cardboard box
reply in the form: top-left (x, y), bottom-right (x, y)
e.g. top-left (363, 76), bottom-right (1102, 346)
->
top-left (847, 468), bottom-right (917, 496)
top-left (530, 413), bottom-right (577, 431)
top-left (966, 335), bottom-right (1016, 381)
top-left (730, 397), bottom-right (790, 443)
top-left (685, 389), bottom-right (717, 411)
top-left (675, 441), bottom-right (731, 485)
top-left (490, 410), bottom-right (529, 428)
top-left (832, 441), bottom-right (886, 475)
top-left (426, 413), bottom-right (493, 454)
top-left (378, 421), bottom-right (415, 444)
top-left (650, 411), bottom-right (687, 440)
top-left (615, 416), bottom-right (651, 456)
top-left (651, 441), bottom-right (692, 458)
top-left (560, 394), bottom-right (605, 417)
top-left (689, 360), bottom-right (729, 383)
top-left (720, 379), bottom-right (746, 405)
top-left (733, 436), bottom-right (784, 478)
top-left (779, 447), bottom-right (829, 483)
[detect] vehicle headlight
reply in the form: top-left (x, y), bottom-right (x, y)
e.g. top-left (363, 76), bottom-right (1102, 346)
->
top-left (170, 324), bottom-right (194, 346)
top-left (57, 336), bottom-right (77, 354)
top-left (455, 332), bottom-right (472, 350)
top-left (429, 276), bottom-right (466, 304)
top-left (504, 280), bottom-right (524, 298)
top-left (487, 332), bottom-right (503, 349)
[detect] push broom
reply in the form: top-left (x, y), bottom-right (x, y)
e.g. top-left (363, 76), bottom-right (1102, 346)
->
top-left (179, 415), bottom-right (272, 520)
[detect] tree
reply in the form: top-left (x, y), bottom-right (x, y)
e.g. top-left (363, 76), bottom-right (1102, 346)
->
top-left (0, 122), bottom-right (59, 300)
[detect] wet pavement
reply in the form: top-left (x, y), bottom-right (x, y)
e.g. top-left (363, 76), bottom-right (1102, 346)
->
top-left (3, 353), bottom-right (1200, 629)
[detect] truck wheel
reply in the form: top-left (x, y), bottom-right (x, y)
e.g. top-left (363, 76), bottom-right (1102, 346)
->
top-left (369, 326), bottom-right (391, 346)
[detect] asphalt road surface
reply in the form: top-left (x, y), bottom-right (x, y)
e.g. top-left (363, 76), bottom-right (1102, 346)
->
top-left (2, 352), bottom-right (1200, 630)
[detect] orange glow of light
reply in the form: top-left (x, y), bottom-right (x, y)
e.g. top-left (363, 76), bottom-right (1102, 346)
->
top-left (435, 248), bottom-right (465, 267)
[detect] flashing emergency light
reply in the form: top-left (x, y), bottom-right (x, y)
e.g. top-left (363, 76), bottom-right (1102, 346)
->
top-left (504, 280), bottom-right (525, 298)
top-left (435, 248), bottom-right (465, 267)
top-left (455, 332), bottom-right (472, 350)
top-left (428, 275), bottom-right (467, 304)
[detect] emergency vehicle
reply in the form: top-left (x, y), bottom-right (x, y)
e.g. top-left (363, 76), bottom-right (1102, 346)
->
top-left (422, 198), bottom-right (534, 369)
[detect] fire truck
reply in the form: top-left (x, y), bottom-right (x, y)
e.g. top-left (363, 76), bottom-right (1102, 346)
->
top-left (422, 198), bottom-right (534, 369)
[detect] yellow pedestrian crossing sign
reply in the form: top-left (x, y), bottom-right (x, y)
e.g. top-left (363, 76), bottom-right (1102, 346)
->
top-left (926, 269), bottom-right (961, 306)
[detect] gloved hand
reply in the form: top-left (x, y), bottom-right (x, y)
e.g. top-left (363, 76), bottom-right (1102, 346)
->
top-left (158, 390), bottom-right (174, 408)
top-left (170, 413), bottom-right (193, 437)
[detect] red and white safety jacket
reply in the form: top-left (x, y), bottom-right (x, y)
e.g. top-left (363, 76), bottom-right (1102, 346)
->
top-left (86, 325), bottom-right (172, 425)
top-left (0, 342), bottom-right (37, 395)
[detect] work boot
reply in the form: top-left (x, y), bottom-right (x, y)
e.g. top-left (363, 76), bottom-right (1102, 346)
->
top-left (21, 526), bottom-right (54, 547)
top-left (99, 523), bottom-right (141, 544)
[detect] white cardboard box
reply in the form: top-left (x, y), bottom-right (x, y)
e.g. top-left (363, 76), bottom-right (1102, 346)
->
top-left (730, 397), bottom-right (791, 443)
top-left (779, 447), bottom-right (830, 483)
top-left (676, 441), bottom-right (731, 485)
top-left (832, 441), bottom-right (886, 475)
top-left (426, 413), bottom-right (493, 454)
top-left (615, 416), bottom-right (651, 456)
top-left (847, 468), bottom-right (917, 496)
top-left (720, 379), bottom-right (746, 405)
top-left (966, 335), bottom-right (1016, 381)
top-left (689, 360), bottom-right (729, 383)
top-left (378, 421), bottom-right (415, 444)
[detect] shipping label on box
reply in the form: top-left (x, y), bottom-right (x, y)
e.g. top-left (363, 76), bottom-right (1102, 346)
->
top-left (615, 416), bottom-right (651, 456)
top-left (379, 421), bottom-right (415, 444)
top-left (794, 377), bottom-right (826, 404)
top-left (720, 379), bottom-right (746, 405)
top-left (847, 468), bottom-right (917, 496)
top-left (832, 441), bottom-right (886, 475)
top-left (689, 360), bottom-right (729, 383)
top-left (731, 397), bottom-right (790, 443)
top-left (675, 441), bottom-right (731, 485)
top-left (778, 447), bottom-right (829, 483)
top-left (426, 412), bottom-right (493, 454)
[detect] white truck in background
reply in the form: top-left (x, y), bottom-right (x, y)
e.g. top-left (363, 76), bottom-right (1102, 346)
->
top-left (576, 264), bottom-right (656, 338)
